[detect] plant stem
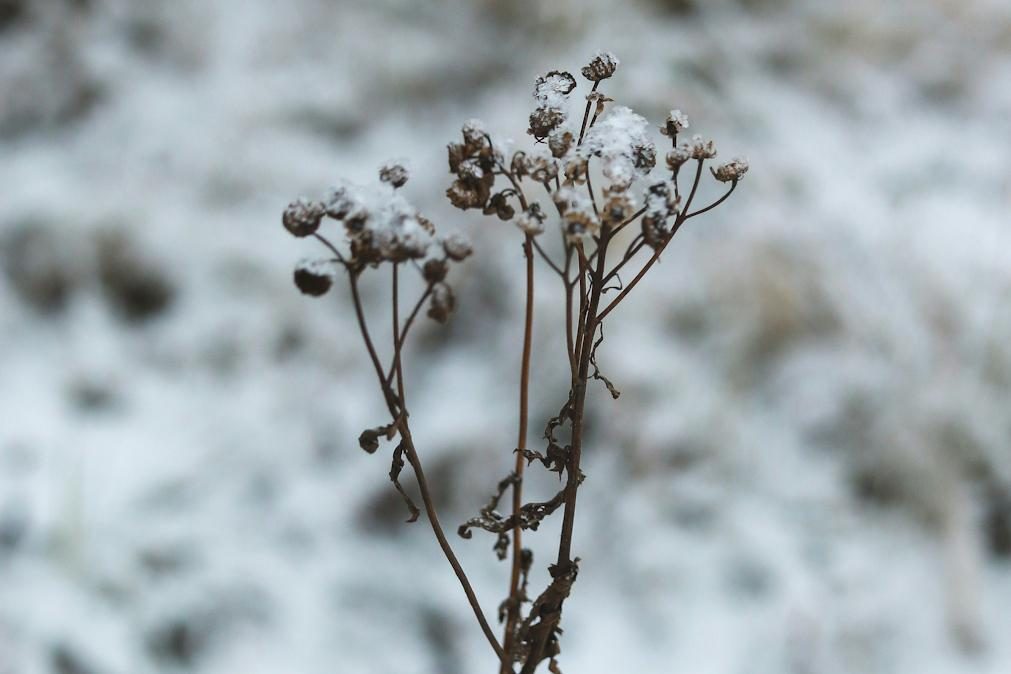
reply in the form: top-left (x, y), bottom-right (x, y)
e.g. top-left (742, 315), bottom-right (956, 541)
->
top-left (348, 268), bottom-right (507, 667)
top-left (501, 234), bottom-right (536, 672)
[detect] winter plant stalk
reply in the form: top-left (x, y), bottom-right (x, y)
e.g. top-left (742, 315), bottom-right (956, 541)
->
top-left (281, 51), bottom-right (747, 673)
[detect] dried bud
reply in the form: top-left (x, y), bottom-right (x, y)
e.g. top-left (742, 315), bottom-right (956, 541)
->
top-left (443, 234), bottom-right (473, 261)
top-left (516, 204), bottom-right (546, 236)
top-left (660, 109), bottom-right (690, 137)
top-left (293, 260), bottom-right (334, 297)
top-left (483, 192), bottom-right (516, 221)
top-left (711, 157), bottom-right (749, 183)
top-left (586, 92), bottom-right (613, 118)
top-left (548, 129), bottom-right (574, 159)
top-left (447, 180), bottom-right (490, 210)
top-left (423, 258), bottom-right (448, 284)
top-left (427, 284), bottom-right (455, 323)
top-left (379, 162), bottom-right (409, 188)
top-left (528, 107), bottom-right (566, 142)
top-left (358, 428), bottom-right (381, 454)
top-left (689, 134), bottom-right (717, 160)
top-left (283, 198), bottom-right (325, 237)
top-left (581, 51), bottom-right (619, 81)
top-left (665, 145), bottom-right (692, 171)
top-left (511, 151), bottom-right (530, 177)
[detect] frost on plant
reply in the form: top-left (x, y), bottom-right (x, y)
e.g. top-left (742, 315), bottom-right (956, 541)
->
top-left (280, 51), bottom-right (746, 674)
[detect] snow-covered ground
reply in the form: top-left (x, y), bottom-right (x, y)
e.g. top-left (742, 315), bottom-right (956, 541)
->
top-left (2, 1), bottom-right (1011, 673)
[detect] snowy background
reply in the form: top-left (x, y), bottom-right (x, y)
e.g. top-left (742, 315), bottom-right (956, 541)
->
top-left (2, 0), bottom-right (1011, 673)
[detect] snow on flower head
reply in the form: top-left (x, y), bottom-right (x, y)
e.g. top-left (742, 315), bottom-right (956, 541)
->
top-left (711, 157), bottom-right (749, 183)
top-left (325, 177), bottom-right (435, 263)
top-left (578, 105), bottom-right (656, 190)
top-left (661, 109), bottom-right (690, 137)
top-left (581, 51), bottom-right (619, 81)
top-left (534, 71), bottom-right (577, 107)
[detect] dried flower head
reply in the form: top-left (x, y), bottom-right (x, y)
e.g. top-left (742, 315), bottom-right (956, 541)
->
top-left (534, 71), bottom-right (577, 103)
top-left (689, 134), bottom-right (717, 160)
top-left (443, 234), bottom-right (473, 261)
top-left (283, 198), bottom-right (326, 237)
top-left (461, 118), bottom-right (489, 148)
top-left (640, 182), bottom-right (680, 250)
top-left (711, 157), bottom-right (749, 183)
top-left (660, 109), bottom-right (690, 137)
top-left (601, 192), bottom-right (637, 226)
top-left (293, 259), bottom-right (334, 296)
top-left (516, 203), bottom-right (546, 236)
top-left (484, 192), bottom-right (516, 221)
top-left (379, 162), bottom-right (409, 188)
top-left (563, 157), bottom-right (589, 186)
top-left (581, 51), bottom-right (619, 81)
top-left (548, 129), bottom-right (575, 159)
top-left (580, 106), bottom-right (656, 192)
top-left (529, 154), bottom-right (559, 184)
top-left (528, 106), bottom-right (567, 142)
top-left (554, 187), bottom-right (600, 241)
top-left (324, 187), bottom-right (353, 220)
top-left (423, 258), bottom-right (449, 284)
top-left (427, 283), bottom-right (455, 323)
top-left (665, 145), bottom-right (692, 171)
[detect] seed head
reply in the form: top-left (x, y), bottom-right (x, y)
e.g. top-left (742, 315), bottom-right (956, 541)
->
top-left (483, 192), bottom-right (516, 221)
top-left (282, 198), bottom-right (325, 237)
top-left (529, 155), bottom-right (559, 184)
top-left (443, 234), bottom-right (473, 261)
top-left (660, 109), bottom-right (690, 137)
top-left (423, 258), bottom-right (449, 284)
top-left (548, 129), bottom-right (574, 159)
top-left (427, 284), bottom-right (455, 323)
top-left (379, 162), bottom-right (409, 189)
top-left (534, 71), bottom-right (577, 103)
top-left (689, 134), bottom-right (717, 160)
top-left (528, 107), bottom-right (566, 142)
top-left (581, 51), bottom-right (619, 81)
top-left (324, 187), bottom-right (353, 220)
top-left (516, 204), bottom-right (546, 236)
top-left (293, 259), bottom-right (334, 296)
top-left (711, 157), bottom-right (749, 183)
top-left (666, 145), bottom-right (692, 171)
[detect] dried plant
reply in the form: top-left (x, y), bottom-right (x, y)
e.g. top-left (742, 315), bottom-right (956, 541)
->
top-left (281, 51), bottom-right (746, 673)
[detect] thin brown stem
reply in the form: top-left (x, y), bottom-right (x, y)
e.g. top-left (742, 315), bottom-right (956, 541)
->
top-left (345, 268), bottom-right (506, 667)
top-left (532, 238), bottom-right (564, 277)
top-left (501, 234), bottom-right (536, 672)
top-left (577, 81), bottom-right (601, 146)
top-left (684, 180), bottom-right (737, 219)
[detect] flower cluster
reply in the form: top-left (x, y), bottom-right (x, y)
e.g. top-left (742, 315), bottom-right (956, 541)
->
top-left (446, 120), bottom-right (499, 211)
top-left (443, 50), bottom-right (746, 252)
top-left (282, 164), bottom-right (471, 323)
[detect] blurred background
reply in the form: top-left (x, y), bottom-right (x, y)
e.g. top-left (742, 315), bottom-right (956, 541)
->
top-left (2, 0), bottom-right (1011, 672)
